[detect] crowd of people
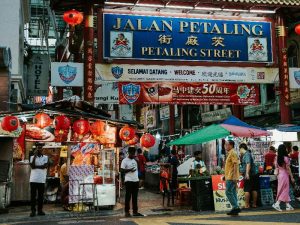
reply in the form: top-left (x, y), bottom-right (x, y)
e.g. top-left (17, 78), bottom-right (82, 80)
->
top-left (224, 140), bottom-right (299, 216)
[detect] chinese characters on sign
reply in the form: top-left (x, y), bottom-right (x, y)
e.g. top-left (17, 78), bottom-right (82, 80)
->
top-left (28, 54), bottom-right (49, 96)
top-left (118, 82), bottom-right (260, 105)
top-left (84, 46), bottom-right (95, 102)
top-left (103, 14), bottom-right (273, 62)
top-left (282, 50), bottom-right (290, 104)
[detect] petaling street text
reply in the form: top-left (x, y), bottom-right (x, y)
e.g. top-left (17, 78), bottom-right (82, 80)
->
top-left (112, 18), bottom-right (264, 36)
top-left (141, 47), bottom-right (241, 59)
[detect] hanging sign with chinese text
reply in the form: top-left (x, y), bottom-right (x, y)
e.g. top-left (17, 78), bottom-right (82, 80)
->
top-left (118, 82), bottom-right (259, 105)
top-left (103, 14), bottom-right (273, 63)
top-left (96, 64), bottom-right (277, 83)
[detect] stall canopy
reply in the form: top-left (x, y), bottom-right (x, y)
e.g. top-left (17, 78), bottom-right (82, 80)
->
top-left (220, 116), bottom-right (270, 137)
top-left (168, 116), bottom-right (269, 146)
top-left (276, 125), bottom-right (300, 132)
top-left (167, 124), bottom-right (230, 146)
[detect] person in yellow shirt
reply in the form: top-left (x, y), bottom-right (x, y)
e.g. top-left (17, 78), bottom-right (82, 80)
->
top-left (224, 140), bottom-right (241, 216)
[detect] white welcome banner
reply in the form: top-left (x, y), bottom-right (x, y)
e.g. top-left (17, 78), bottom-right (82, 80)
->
top-left (95, 64), bottom-right (278, 83)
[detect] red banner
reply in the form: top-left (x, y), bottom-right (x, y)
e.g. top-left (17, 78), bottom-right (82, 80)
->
top-left (118, 82), bottom-right (259, 105)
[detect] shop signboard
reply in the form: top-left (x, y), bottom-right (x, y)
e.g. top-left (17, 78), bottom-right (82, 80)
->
top-left (118, 82), bottom-right (259, 105)
top-left (94, 81), bottom-right (119, 104)
top-left (146, 109), bottom-right (156, 128)
top-left (96, 64), bottom-right (278, 83)
top-left (103, 14), bottom-right (273, 63)
top-left (289, 68), bottom-right (300, 89)
top-left (211, 175), bottom-right (245, 211)
top-left (201, 108), bottom-right (232, 123)
top-left (27, 54), bottom-right (49, 96)
top-left (119, 105), bottom-right (134, 121)
top-left (159, 105), bottom-right (178, 120)
top-left (51, 62), bottom-right (83, 87)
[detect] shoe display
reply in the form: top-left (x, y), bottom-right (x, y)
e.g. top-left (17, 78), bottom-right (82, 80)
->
top-left (37, 211), bottom-right (46, 216)
top-left (133, 212), bottom-right (145, 217)
top-left (272, 203), bottom-right (282, 212)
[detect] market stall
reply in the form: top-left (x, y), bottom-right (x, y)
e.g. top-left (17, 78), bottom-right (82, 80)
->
top-left (167, 116), bottom-right (271, 211)
top-left (0, 99), bottom-right (142, 210)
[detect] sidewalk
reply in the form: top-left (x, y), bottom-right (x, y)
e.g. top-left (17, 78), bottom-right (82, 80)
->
top-left (0, 189), bottom-right (299, 224)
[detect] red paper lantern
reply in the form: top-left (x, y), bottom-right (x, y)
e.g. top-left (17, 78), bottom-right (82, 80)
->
top-left (90, 121), bottom-right (105, 136)
top-left (63, 9), bottom-right (83, 26)
top-left (295, 24), bottom-right (300, 35)
top-left (54, 115), bottom-right (71, 130)
top-left (140, 133), bottom-right (156, 148)
top-left (119, 126), bottom-right (135, 141)
top-left (126, 134), bottom-right (139, 146)
top-left (34, 113), bottom-right (51, 128)
top-left (1, 116), bottom-right (19, 132)
top-left (72, 119), bottom-right (90, 135)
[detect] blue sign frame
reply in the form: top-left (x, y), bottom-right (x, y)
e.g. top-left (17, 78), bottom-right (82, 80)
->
top-left (103, 13), bottom-right (273, 63)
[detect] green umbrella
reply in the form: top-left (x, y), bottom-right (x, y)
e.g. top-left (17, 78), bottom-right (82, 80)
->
top-left (167, 124), bottom-right (230, 146)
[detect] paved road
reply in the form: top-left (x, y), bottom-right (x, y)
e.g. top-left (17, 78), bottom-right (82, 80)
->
top-left (3, 209), bottom-right (300, 225)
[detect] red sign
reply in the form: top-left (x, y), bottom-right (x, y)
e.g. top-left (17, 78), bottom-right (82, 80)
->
top-left (118, 82), bottom-right (259, 105)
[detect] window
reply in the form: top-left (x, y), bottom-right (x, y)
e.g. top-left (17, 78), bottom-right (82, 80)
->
top-left (288, 41), bottom-right (299, 67)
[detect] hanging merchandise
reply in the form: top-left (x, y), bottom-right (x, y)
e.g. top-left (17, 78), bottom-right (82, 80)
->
top-left (126, 134), bottom-right (139, 146)
top-left (140, 133), bottom-right (156, 148)
top-left (54, 115), bottom-right (71, 130)
top-left (34, 113), bottom-right (52, 128)
top-left (72, 119), bottom-right (90, 135)
top-left (63, 9), bottom-right (83, 26)
top-left (119, 126), bottom-right (135, 141)
top-left (1, 116), bottom-right (19, 132)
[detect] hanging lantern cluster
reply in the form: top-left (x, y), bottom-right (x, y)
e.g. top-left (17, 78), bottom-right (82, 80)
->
top-left (63, 9), bottom-right (83, 26)
top-left (90, 121), bottom-right (105, 136)
top-left (34, 113), bottom-right (51, 128)
top-left (140, 133), bottom-right (156, 148)
top-left (1, 116), bottom-right (19, 132)
top-left (119, 126), bottom-right (136, 141)
top-left (54, 115), bottom-right (71, 142)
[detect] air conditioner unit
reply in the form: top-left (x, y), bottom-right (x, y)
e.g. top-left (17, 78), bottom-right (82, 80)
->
top-left (0, 47), bottom-right (11, 68)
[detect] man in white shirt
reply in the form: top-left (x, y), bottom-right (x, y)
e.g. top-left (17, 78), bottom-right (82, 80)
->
top-left (121, 147), bottom-right (144, 217)
top-left (190, 151), bottom-right (207, 175)
top-left (29, 143), bottom-right (48, 217)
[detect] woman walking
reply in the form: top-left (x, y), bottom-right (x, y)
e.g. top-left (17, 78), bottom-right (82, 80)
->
top-left (272, 144), bottom-right (295, 211)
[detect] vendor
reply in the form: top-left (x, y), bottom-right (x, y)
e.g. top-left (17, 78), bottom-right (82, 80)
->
top-left (190, 151), bottom-right (207, 176)
top-left (264, 146), bottom-right (276, 173)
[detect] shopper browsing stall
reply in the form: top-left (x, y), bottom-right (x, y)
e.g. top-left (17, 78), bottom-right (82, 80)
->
top-left (121, 147), bottom-right (144, 217)
top-left (239, 143), bottom-right (259, 209)
top-left (224, 140), bottom-right (241, 216)
top-left (264, 146), bottom-right (276, 174)
top-left (136, 148), bottom-right (147, 189)
top-left (29, 143), bottom-right (48, 217)
top-left (272, 144), bottom-right (295, 212)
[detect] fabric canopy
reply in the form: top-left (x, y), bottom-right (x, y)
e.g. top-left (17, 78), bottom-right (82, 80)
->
top-left (276, 125), bottom-right (300, 132)
top-left (167, 124), bottom-right (230, 146)
top-left (220, 116), bottom-right (270, 137)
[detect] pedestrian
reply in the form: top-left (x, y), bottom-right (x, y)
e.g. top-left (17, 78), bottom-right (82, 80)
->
top-left (289, 146), bottom-right (299, 175)
top-left (264, 146), bottom-right (277, 174)
top-left (224, 140), bottom-right (241, 216)
top-left (272, 144), bottom-right (295, 211)
top-left (168, 149), bottom-right (179, 191)
top-left (29, 142), bottom-right (49, 217)
top-left (136, 148), bottom-right (146, 189)
top-left (239, 143), bottom-right (259, 208)
top-left (121, 147), bottom-right (144, 217)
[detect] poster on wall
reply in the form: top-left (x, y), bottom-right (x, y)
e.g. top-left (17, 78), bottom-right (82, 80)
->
top-left (95, 64), bottom-right (278, 83)
top-left (13, 124), bottom-right (26, 160)
top-left (103, 14), bottom-right (273, 63)
top-left (118, 82), bottom-right (259, 105)
top-left (289, 68), bottom-right (300, 89)
top-left (51, 62), bottom-right (83, 87)
top-left (211, 175), bottom-right (245, 211)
